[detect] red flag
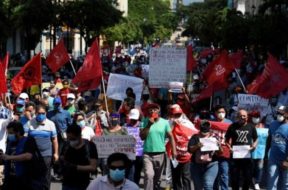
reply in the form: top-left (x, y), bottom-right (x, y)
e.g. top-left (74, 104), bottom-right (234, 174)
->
top-left (192, 81), bottom-right (228, 103)
top-left (0, 61), bottom-right (7, 94)
top-left (46, 39), bottom-right (70, 73)
top-left (202, 51), bottom-right (234, 85)
top-left (72, 39), bottom-right (103, 92)
top-left (230, 51), bottom-right (243, 69)
top-left (11, 54), bottom-right (42, 95)
top-left (247, 54), bottom-right (288, 98)
top-left (0, 52), bottom-right (9, 75)
top-left (199, 48), bottom-right (214, 58)
top-left (187, 44), bottom-right (197, 72)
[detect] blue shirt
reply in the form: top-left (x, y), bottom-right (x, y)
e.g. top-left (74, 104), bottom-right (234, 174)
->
top-left (47, 108), bottom-right (72, 133)
top-left (252, 128), bottom-right (269, 159)
top-left (28, 118), bottom-right (57, 157)
top-left (0, 106), bottom-right (11, 119)
top-left (269, 123), bottom-right (288, 163)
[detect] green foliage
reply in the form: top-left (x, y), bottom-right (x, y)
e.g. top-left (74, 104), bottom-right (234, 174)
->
top-left (103, 0), bottom-right (180, 45)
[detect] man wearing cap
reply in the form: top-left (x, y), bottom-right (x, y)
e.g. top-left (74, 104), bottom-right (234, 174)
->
top-left (64, 93), bottom-right (76, 116)
top-left (168, 104), bottom-right (198, 190)
top-left (59, 80), bottom-right (70, 107)
top-left (140, 103), bottom-right (176, 190)
top-left (267, 106), bottom-right (288, 190)
top-left (225, 109), bottom-right (258, 190)
top-left (19, 92), bottom-right (29, 103)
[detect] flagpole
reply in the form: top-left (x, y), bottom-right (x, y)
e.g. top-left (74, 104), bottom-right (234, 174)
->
top-left (69, 60), bottom-right (77, 75)
top-left (234, 68), bottom-right (247, 92)
top-left (101, 75), bottom-right (109, 114)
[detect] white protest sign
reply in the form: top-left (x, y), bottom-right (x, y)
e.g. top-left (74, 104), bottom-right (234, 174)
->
top-left (232, 145), bottom-right (251, 159)
top-left (200, 137), bottom-right (219, 152)
top-left (93, 135), bottom-right (136, 160)
top-left (237, 94), bottom-right (272, 118)
top-left (107, 73), bottom-right (144, 102)
top-left (149, 47), bottom-right (187, 88)
top-left (141, 64), bottom-right (149, 79)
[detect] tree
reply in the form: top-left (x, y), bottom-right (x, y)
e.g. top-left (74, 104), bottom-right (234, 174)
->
top-left (0, 1), bottom-right (10, 54)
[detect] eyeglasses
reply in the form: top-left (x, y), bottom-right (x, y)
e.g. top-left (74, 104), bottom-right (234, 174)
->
top-left (110, 165), bottom-right (126, 170)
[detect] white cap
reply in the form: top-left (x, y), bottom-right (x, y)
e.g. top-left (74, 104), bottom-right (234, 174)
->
top-left (128, 109), bottom-right (140, 120)
top-left (19, 92), bottom-right (29, 100)
top-left (67, 93), bottom-right (75, 99)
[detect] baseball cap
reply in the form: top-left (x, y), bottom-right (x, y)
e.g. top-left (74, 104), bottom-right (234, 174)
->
top-left (146, 103), bottom-right (160, 110)
top-left (53, 97), bottom-right (62, 105)
top-left (19, 93), bottom-right (29, 100)
top-left (128, 109), bottom-right (140, 120)
top-left (170, 104), bottom-right (183, 114)
top-left (200, 120), bottom-right (211, 133)
top-left (67, 93), bottom-right (75, 99)
top-left (16, 99), bottom-right (25, 106)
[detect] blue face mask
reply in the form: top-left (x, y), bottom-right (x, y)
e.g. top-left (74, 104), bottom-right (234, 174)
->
top-left (77, 120), bottom-right (86, 128)
top-left (109, 168), bottom-right (125, 182)
top-left (8, 134), bottom-right (16, 142)
top-left (36, 113), bottom-right (46, 123)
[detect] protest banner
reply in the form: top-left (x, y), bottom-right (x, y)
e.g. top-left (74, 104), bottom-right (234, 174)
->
top-left (93, 135), bottom-right (136, 160)
top-left (41, 82), bottom-right (51, 90)
top-left (107, 73), bottom-right (143, 102)
top-left (237, 94), bottom-right (272, 117)
top-left (125, 127), bottom-right (144, 156)
top-left (149, 47), bottom-right (187, 88)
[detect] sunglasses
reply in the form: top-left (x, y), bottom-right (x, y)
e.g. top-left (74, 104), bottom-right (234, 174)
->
top-left (110, 165), bottom-right (126, 170)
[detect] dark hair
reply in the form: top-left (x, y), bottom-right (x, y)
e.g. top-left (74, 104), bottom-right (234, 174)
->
top-left (107, 153), bottom-right (130, 168)
top-left (78, 99), bottom-right (87, 111)
top-left (214, 105), bottom-right (226, 113)
top-left (36, 104), bottom-right (47, 113)
top-left (66, 124), bottom-right (82, 137)
top-left (124, 97), bottom-right (135, 108)
top-left (126, 87), bottom-right (133, 94)
top-left (25, 101), bottom-right (36, 109)
top-left (7, 121), bottom-right (24, 136)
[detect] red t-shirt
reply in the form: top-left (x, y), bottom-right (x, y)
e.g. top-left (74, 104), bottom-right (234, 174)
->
top-left (59, 88), bottom-right (70, 107)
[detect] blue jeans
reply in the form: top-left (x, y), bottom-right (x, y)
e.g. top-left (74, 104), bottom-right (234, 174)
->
top-left (191, 161), bottom-right (219, 190)
top-left (253, 159), bottom-right (264, 184)
top-left (267, 160), bottom-right (288, 190)
top-left (214, 158), bottom-right (229, 190)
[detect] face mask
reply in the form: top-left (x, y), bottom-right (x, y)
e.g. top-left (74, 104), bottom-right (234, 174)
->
top-left (150, 112), bottom-right (159, 119)
top-left (109, 169), bottom-right (125, 182)
top-left (277, 115), bottom-right (285, 122)
top-left (43, 92), bottom-right (49, 98)
top-left (217, 113), bottom-right (225, 120)
top-left (8, 134), bottom-right (16, 142)
top-left (111, 120), bottom-right (119, 127)
top-left (69, 140), bottom-right (79, 147)
top-left (54, 105), bottom-right (61, 111)
top-left (68, 100), bottom-right (75, 105)
top-left (36, 113), bottom-right (46, 123)
top-left (238, 118), bottom-right (246, 125)
top-left (16, 107), bottom-right (24, 113)
top-left (252, 117), bottom-right (260, 124)
top-left (77, 120), bottom-right (86, 128)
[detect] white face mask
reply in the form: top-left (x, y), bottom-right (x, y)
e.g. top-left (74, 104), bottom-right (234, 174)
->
top-left (277, 115), bottom-right (285, 122)
top-left (217, 113), bottom-right (225, 120)
top-left (252, 117), bottom-right (260, 124)
top-left (43, 92), bottom-right (49, 98)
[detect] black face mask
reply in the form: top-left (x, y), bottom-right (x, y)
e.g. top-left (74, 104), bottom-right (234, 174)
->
top-left (110, 120), bottom-right (119, 127)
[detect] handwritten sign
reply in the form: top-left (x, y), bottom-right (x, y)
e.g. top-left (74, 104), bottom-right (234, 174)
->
top-left (200, 137), bottom-right (219, 151)
top-left (125, 127), bottom-right (144, 156)
top-left (93, 135), bottom-right (136, 160)
top-left (232, 145), bottom-right (251, 159)
top-left (149, 47), bottom-right (187, 88)
top-left (237, 94), bottom-right (272, 118)
top-left (107, 73), bottom-right (143, 102)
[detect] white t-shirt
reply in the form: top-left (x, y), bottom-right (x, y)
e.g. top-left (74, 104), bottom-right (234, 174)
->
top-left (0, 118), bottom-right (12, 153)
top-left (81, 127), bottom-right (95, 141)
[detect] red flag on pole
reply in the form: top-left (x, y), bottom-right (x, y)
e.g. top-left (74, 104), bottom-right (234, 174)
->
top-left (230, 50), bottom-right (243, 69)
top-left (0, 62), bottom-right (7, 94)
top-left (247, 54), bottom-right (288, 98)
top-left (11, 54), bottom-right (42, 95)
top-left (46, 39), bottom-right (70, 73)
top-left (187, 44), bottom-right (197, 72)
top-left (72, 39), bottom-right (103, 92)
top-left (0, 52), bottom-right (9, 75)
top-left (202, 51), bottom-right (234, 85)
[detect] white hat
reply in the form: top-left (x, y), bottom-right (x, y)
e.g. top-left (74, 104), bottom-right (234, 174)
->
top-left (67, 93), bottom-right (75, 99)
top-left (19, 92), bottom-right (29, 100)
top-left (128, 109), bottom-right (140, 120)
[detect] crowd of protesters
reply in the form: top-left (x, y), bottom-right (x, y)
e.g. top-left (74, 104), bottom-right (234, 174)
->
top-left (0, 43), bottom-right (288, 190)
